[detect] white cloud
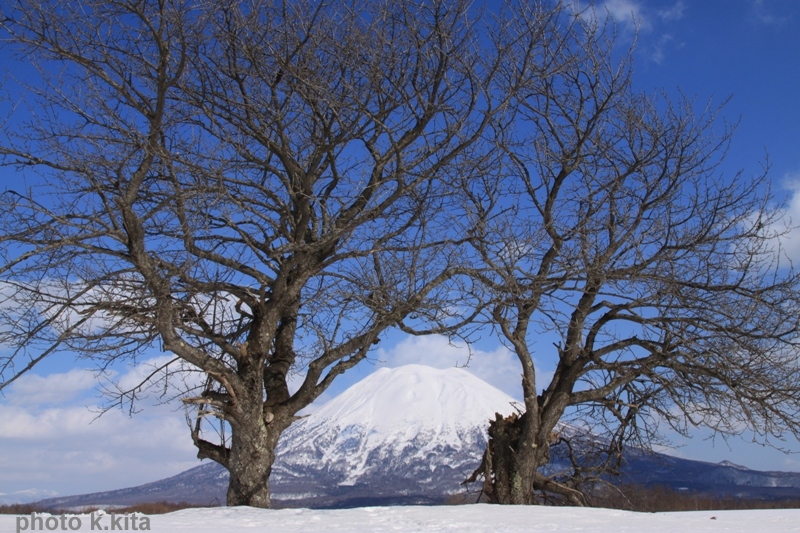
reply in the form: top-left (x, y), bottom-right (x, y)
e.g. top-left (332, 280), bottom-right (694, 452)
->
top-left (0, 357), bottom-right (202, 497)
top-left (0, 404), bottom-right (101, 439)
top-left (650, 33), bottom-right (675, 64)
top-left (5, 368), bottom-right (98, 406)
top-left (570, 0), bottom-right (650, 33)
top-left (373, 334), bottom-right (555, 400)
top-left (112, 354), bottom-right (206, 406)
top-left (602, 0), bottom-right (649, 29)
top-left (657, 1), bottom-right (685, 22)
top-left (0, 349), bottom-right (372, 497)
top-left (751, 0), bottom-right (790, 25)
top-left (0, 399), bottom-right (198, 496)
top-left (568, 0), bottom-right (687, 65)
top-left (748, 177), bottom-right (800, 266)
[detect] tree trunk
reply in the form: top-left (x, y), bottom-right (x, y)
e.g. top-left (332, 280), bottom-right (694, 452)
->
top-left (472, 412), bottom-right (587, 506)
top-left (225, 412), bottom-right (278, 507)
top-left (478, 413), bottom-right (538, 504)
top-left (192, 373), bottom-right (288, 508)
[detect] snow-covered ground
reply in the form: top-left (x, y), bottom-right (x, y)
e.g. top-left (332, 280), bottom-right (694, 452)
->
top-left (4, 505), bottom-right (800, 533)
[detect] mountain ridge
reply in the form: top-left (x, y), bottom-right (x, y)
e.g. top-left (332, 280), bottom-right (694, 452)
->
top-left (30, 364), bottom-right (800, 509)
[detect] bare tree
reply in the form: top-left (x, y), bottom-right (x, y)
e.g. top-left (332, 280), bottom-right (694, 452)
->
top-left (464, 10), bottom-right (800, 505)
top-left (0, 0), bottom-right (527, 507)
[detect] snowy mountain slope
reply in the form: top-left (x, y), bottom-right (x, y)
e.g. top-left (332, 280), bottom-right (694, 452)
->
top-left (270, 365), bottom-right (520, 505)
top-left (36, 365), bottom-right (520, 509)
top-left (31, 364), bottom-right (800, 509)
top-left (32, 463), bottom-right (230, 509)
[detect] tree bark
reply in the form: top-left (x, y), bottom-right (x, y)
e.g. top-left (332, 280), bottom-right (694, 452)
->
top-left (224, 408), bottom-right (278, 507)
top-left (484, 413), bottom-right (536, 505)
top-left (473, 411), bottom-right (587, 506)
top-left (190, 366), bottom-right (291, 508)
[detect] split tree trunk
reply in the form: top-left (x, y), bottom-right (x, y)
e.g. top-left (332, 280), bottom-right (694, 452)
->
top-left (470, 412), bottom-right (587, 506)
top-left (473, 413), bottom-right (538, 504)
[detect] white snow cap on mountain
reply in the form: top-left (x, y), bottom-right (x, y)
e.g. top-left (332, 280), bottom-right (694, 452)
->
top-left (275, 364), bottom-right (520, 487)
top-left (308, 364), bottom-right (519, 435)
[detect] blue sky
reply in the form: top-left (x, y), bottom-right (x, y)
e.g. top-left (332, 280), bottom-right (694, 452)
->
top-left (2, 0), bottom-right (800, 502)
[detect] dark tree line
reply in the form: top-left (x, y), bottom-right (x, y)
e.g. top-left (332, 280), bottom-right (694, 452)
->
top-left (2, 0), bottom-right (799, 508)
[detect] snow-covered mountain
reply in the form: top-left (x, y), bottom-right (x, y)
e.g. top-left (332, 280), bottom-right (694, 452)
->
top-left (271, 364), bottom-right (519, 506)
top-left (281, 365), bottom-right (517, 476)
top-left (37, 365), bottom-right (520, 509)
top-left (33, 364), bottom-right (800, 509)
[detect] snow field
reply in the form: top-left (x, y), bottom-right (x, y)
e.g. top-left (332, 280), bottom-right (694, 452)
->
top-left (4, 505), bottom-right (800, 533)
